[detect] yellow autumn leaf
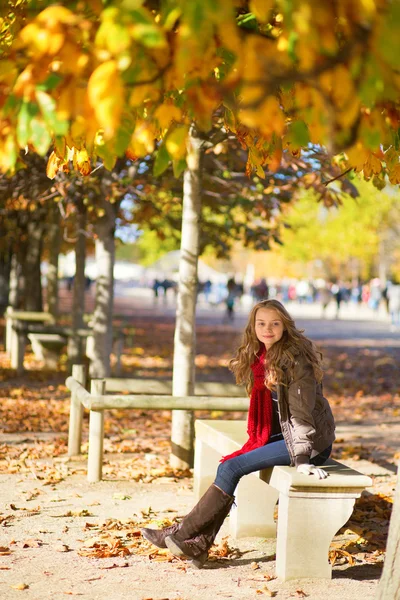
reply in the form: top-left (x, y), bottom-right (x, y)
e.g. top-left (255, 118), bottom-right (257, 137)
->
top-left (128, 122), bottom-right (156, 157)
top-left (73, 147), bottom-right (91, 176)
top-left (336, 95), bottom-right (360, 129)
top-left (10, 583), bottom-right (29, 590)
top-left (363, 152), bottom-right (381, 178)
top-left (346, 142), bottom-right (370, 172)
top-left (249, 0), bottom-right (274, 23)
top-left (388, 163), bottom-right (400, 184)
top-left (332, 65), bottom-right (355, 108)
top-left (385, 147), bottom-right (398, 169)
top-left (129, 84), bottom-right (160, 107)
top-left (36, 5), bottom-right (76, 26)
top-left (87, 61), bottom-right (124, 138)
top-left (46, 151), bottom-right (62, 179)
top-left (165, 125), bottom-right (189, 160)
top-left (154, 104), bottom-right (183, 130)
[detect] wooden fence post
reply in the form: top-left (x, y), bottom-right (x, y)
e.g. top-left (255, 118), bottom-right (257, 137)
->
top-left (87, 379), bottom-right (105, 483)
top-left (68, 364), bottom-right (87, 456)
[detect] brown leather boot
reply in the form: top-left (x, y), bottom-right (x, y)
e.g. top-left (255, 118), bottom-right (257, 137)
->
top-left (141, 522), bottom-right (180, 549)
top-left (165, 484), bottom-right (234, 567)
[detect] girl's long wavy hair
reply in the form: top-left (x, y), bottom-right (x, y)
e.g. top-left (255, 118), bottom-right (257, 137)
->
top-left (229, 299), bottom-right (323, 394)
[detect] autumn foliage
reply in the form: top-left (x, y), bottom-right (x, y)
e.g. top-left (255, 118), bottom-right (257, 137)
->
top-left (1, 0), bottom-right (400, 184)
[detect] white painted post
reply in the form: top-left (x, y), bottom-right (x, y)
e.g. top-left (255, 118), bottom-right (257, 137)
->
top-left (87, 379), bottom-right (105, 483)
top-left (68, 364), bottom-right (87, 456)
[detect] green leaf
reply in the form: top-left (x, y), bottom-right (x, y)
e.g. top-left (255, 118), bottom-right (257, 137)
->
top-left (172, 157), bottom-right (186, 178)
top-left (153, 142), bottom-right (170, 177)
top-left (17, 102), bottom-right (37, 147)
top-left (96, 139), bottom-right (117, 170)
top-left (290, 120), bottom-right (309, 147)
top-left (131, 23), bottom-right (167, 47)
top-left (36, 73), bottom-right (62, 92)
top-left (287, 30), bottom-right (298, 62)
top-left (30, 117), bottom-right (52, 155)
top-left (115, 113), bottom-right (136, 156)
top-left (36, 90), bottom-right (68, 136)
top-left (130, 7), bottom-right (167, 47)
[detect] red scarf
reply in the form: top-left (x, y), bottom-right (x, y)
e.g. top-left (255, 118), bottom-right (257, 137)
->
top-left (220, 348), bottom-right (273, 463)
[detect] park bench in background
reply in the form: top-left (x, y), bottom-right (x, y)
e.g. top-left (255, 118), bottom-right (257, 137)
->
top-left (5, 307), bottom-right (56, 374)
top-left (4, 306), bottom-right (125, 374)
top-left (194, 419), bottom-right (373, 581)
top-left (65, 365), bottom-right (247, 483)
top-left (28, 332), bottom-right (67, 369)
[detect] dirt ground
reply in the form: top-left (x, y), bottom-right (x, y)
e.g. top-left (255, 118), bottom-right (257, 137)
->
top-left (1, 304), bottom-right (399, 600)
top-left (0, 440), bottom-right (395, 600)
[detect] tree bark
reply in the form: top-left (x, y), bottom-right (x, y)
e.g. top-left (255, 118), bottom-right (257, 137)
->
top-left (89, 203), bottom-right (115, 379)
top-left (46, 201), bottom-right (61, 318)
top-left (170, 127), bottom-right (202, 470)
top-left (8, 252), bottom-right (21, 309)
top-left (24, 221), bottom-right (43, 311)
top-left (67, 205), bottom-right (87, 368)
top-left (0, 249), bottom-right (11, 313)
top-left (376, 461), bottom-right (400, 600)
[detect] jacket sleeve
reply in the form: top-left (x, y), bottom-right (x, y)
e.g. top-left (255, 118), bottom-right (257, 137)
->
top-left (287, 362), bottom-right (317, 466)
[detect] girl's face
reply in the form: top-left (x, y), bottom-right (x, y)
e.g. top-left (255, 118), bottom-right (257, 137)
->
top-left (254, 307), bottom-right (285, 349)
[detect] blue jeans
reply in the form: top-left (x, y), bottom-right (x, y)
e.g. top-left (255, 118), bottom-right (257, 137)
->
top-left (214, 439), bottom-right (332, 497)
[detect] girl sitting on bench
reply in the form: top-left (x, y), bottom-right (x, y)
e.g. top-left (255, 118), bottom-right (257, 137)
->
top-left (142, 299), bottom-right (335, 568)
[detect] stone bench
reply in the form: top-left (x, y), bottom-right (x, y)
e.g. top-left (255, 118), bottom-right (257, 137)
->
top-left (193, 419), bottom-right (373, 581)
top-left (5, 308), bottom-right (56, 374)
top-left (28, 333), bottom-right (67, 369)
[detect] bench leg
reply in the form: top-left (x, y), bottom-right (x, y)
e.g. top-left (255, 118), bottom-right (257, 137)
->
top-left (193, 438), bottom-right (220, 501)
top-left (276, 490), bottom-right (357, 580)
top-left (230, 476), bottom-right (279, 538)
top-left (11, 331), bottom-right (25, 375)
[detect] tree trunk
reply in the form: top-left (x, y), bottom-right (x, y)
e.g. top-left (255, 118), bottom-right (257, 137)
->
top-left (376, 461), bottom-right (400, 600)
top-left (24, 221), bottom-right (43, 311)
top-left (170, 128), bottom-right (202, 470)
top-left (0, 249), bottom-right (11, 314)
top-left (67, 206), bottom-right (87, 367)
top-left (89, 204), bottom-right (115, 379)
top-left (46, 201), bottom-right (61, 318)
top-left (9, 252), bottom-right (22, 308)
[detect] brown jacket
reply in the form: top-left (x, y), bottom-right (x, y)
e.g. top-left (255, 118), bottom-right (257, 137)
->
top-left (276, 353), bottom-right (336, 466)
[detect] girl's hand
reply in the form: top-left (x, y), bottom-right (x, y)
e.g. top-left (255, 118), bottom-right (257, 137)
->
top-left (296, 464), bottom-right (328, 479)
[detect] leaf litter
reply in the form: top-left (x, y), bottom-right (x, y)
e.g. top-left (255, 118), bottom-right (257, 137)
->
top-left (0, 320), bottom-right (400, 594)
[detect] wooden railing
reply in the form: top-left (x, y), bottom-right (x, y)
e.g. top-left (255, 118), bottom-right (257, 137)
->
top-left (66, 365), bottom-right (248, 483)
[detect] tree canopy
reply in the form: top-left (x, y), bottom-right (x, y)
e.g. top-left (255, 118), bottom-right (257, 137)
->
top-left (1, 0), bottom-right (400, 184)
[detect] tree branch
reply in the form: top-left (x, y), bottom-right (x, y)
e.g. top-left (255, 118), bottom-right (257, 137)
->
top-left (323, 167), bottom-right (353, 186)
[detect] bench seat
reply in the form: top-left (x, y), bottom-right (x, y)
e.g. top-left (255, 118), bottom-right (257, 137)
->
top-left (28, 333), bottom-right (67, 369)
top-left (194, 419), bottom-right (372, 581)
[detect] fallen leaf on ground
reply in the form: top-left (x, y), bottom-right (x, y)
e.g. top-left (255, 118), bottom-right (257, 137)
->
top-left (0, 546), bottom-right (12, 555)
top-left (256, 586), bottom-right (276, 597)
top-left (21, 539), bottom-right (42, 548)
top-left (55, 544), bottom-right (70, 552)
top-left (53, 510), bottom-right (93, 518)
top-left (10, 583), bottom-right (29, 590)
top-left (98, 562), bottom-right (129, 569)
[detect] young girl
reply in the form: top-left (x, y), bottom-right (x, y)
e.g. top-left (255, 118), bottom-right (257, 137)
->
top-left (142, 299), bottom-right (336, 568)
